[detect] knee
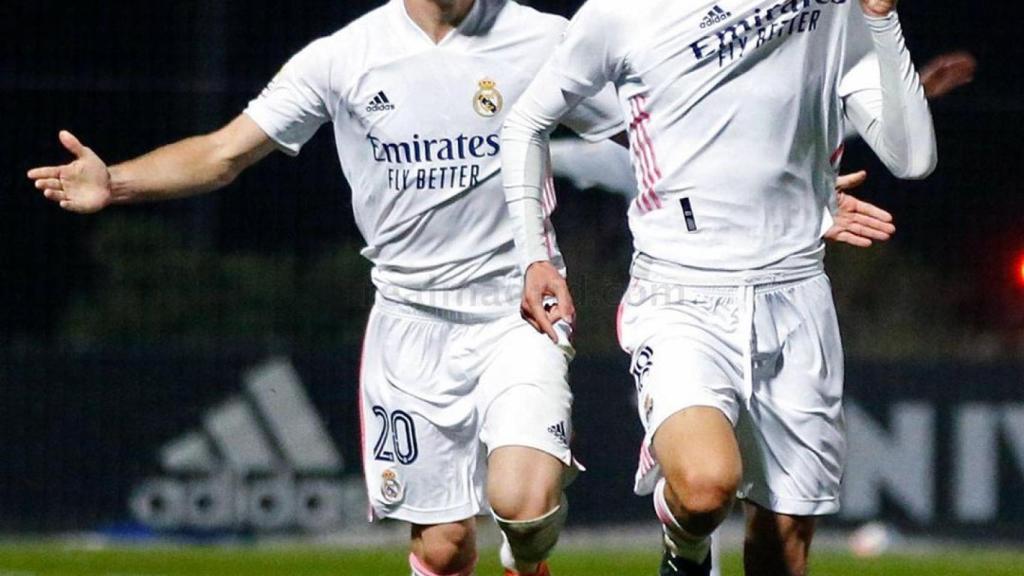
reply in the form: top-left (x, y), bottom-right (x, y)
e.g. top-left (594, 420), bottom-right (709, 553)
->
top-left (490, 487), bottom-right (560, 523)
top-left (664, 467), bottom-right (738, 528)
top-left (493, 494), bottom-right (568, 565)
top-left (412, 523), bottom-right (476, 575)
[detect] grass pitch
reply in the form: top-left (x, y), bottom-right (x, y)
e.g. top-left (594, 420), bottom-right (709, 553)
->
top-left (0, 545), bottom-right (1021, 576)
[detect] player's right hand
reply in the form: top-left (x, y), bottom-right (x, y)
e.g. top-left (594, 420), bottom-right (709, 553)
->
top-left (27, 130), bottom-right (112, 214)
top-left (522, 261), bottom-right (576, 344)
top-left (826, 171), bottom-right (896, 248)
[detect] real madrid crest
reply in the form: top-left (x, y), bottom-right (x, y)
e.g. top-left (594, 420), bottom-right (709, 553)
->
top-left (473, 78), bottom-right (503, 117)
top-left (380, 468), bottom-right (405, 504)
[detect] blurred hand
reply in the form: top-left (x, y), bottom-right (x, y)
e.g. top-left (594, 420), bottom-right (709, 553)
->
top-left (522, 261), bottom-right (576, 343)
top-left (860, 0), bottom-right (897, 17)
top-left (920, 51), bottom-right (977, 99)
top-left (27, 130), bottom-right (112, 213)
top-left (826, 171), bottom-right (896, 248)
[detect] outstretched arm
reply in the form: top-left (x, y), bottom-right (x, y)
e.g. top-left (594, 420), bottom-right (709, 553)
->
top-left (27, 114), bottom-right (275, 213)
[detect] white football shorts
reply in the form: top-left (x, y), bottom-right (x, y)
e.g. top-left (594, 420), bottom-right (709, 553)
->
top-left (360, 296), bottom-right (575, 525)
top-left (618, 273), bottom-right (845, 516)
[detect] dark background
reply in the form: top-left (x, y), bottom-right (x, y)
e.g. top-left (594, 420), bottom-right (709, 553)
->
top-left (1, 0), bottom-right (1023, 540)
top-left (3, 0), bottom-right (1023, 357)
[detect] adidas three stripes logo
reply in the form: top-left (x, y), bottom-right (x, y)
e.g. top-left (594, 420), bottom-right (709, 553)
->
top-left (367, 90), bottom-right (396, 112)
top-left (700, 4), bottom-right (732, 28)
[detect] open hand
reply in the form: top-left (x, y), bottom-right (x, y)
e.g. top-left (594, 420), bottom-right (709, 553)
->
top-left (826, 171), bottom-right (896, 248)
top-left (27, 131), bottom-right (112, 213)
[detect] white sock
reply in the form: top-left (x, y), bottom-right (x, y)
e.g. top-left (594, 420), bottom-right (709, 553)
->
top-left (653, 478), bottom-right (711, 564)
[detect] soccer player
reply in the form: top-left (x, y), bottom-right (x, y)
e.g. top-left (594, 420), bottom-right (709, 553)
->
top-left (26, 1), bottom-right (626, 575)
top-left (502, 1), bottom-right (936, 575)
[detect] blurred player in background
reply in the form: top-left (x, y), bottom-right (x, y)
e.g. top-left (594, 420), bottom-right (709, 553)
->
top-left (27, 1), bottom-right (628, 575)
top-left (502, 1), bottom-right (936, 575)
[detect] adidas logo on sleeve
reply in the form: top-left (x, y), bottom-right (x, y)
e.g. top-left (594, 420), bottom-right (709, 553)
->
top-left (699, 5), bottom-right (732, 28)
top-left (366, 90), bottom-right (396, 113)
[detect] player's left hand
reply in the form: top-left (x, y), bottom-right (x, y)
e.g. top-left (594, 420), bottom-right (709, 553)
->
top-left (826, 171), bottom-right (896, 248)
top-left (860, 0), bottom-right (897, 17)
top-left (920, 51), bottom-right (977, 99)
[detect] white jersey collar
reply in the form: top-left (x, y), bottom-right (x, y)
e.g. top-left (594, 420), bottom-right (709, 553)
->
top-left (391, 0), bottom-right (507, 46)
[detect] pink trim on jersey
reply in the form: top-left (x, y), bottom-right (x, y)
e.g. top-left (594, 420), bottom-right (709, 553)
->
top-left (543, 173), bottom-right (558, 217)
top-left (628, 95), bottom-right (663, 213)
top-left (409, 552), bottom-right (478, 576)
top-left (830, 143), bottom-right (846, 168)
top-left (638, 442), bottom-right (657, 477)
top-left (628, 101), bottom-right (656, 211)
top-left (358, 314), bottom-right (374, 522)
top-left (615, 300), bottom-right (625, 349)
top-left (542, 174), bottom-right (557, 259)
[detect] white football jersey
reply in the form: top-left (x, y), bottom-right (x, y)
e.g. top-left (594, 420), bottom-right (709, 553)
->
top-left (244, 0), bottom-right (622, 314)
top-left (545, 0), bottom-right (857, 285)
top-left (838, 6), bottom-right (884, 140)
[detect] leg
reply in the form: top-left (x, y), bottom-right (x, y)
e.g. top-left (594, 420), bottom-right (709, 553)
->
top-left (410, 519), bottom-right (478, 576)
top-left (488, 446), bottom-right (566, 575)
top-left (736, 276), bottom-right (842, 576)
top-left (618, 281), bottom-right (747, 575)
top-left (742, 502), bottom-right (816, 576)
top-left (653, 406), bottom-right (742, 572)
top-left (655, 407), bottom-right (742, 536)
top-left (476, 315), bottom-right (576, 576)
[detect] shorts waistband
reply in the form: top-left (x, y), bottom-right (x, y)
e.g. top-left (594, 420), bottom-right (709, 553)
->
top-left (631, 251), bottom-right (825, 288)
top-left (373, 292), bottom-right (513, 324)
top-left (628, 272), bottom-right (825, 298)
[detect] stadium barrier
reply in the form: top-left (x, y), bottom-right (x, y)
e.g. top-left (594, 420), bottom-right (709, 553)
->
top-left (1, 348), bottom-right (1021, 541)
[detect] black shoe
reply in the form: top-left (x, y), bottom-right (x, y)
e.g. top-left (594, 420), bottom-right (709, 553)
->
top-left (659, 548), bottom-right (711, 576)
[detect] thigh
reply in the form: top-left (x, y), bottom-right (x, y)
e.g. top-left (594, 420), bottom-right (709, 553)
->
top-left (653, 406), bottom-right (742, 494)
top-left (619, 284), bottom-right (746, 496)
top-left (738, 275), bottom-right (846, 516)
top-left (487, 446), bottom-right (565, 520)
top-left (360, 306), bottom-right (485, 525)
top-left (477, 316), bottom-right (574, 466)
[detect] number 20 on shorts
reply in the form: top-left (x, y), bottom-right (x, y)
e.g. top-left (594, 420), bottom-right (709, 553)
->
top-left (372, 406), bottom-right (419, 465)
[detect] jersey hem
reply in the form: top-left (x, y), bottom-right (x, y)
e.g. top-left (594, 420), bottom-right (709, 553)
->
top-left (737, 491), bottom-right (841, 517)
top-left (630, 251), bottom-right (826, 287)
